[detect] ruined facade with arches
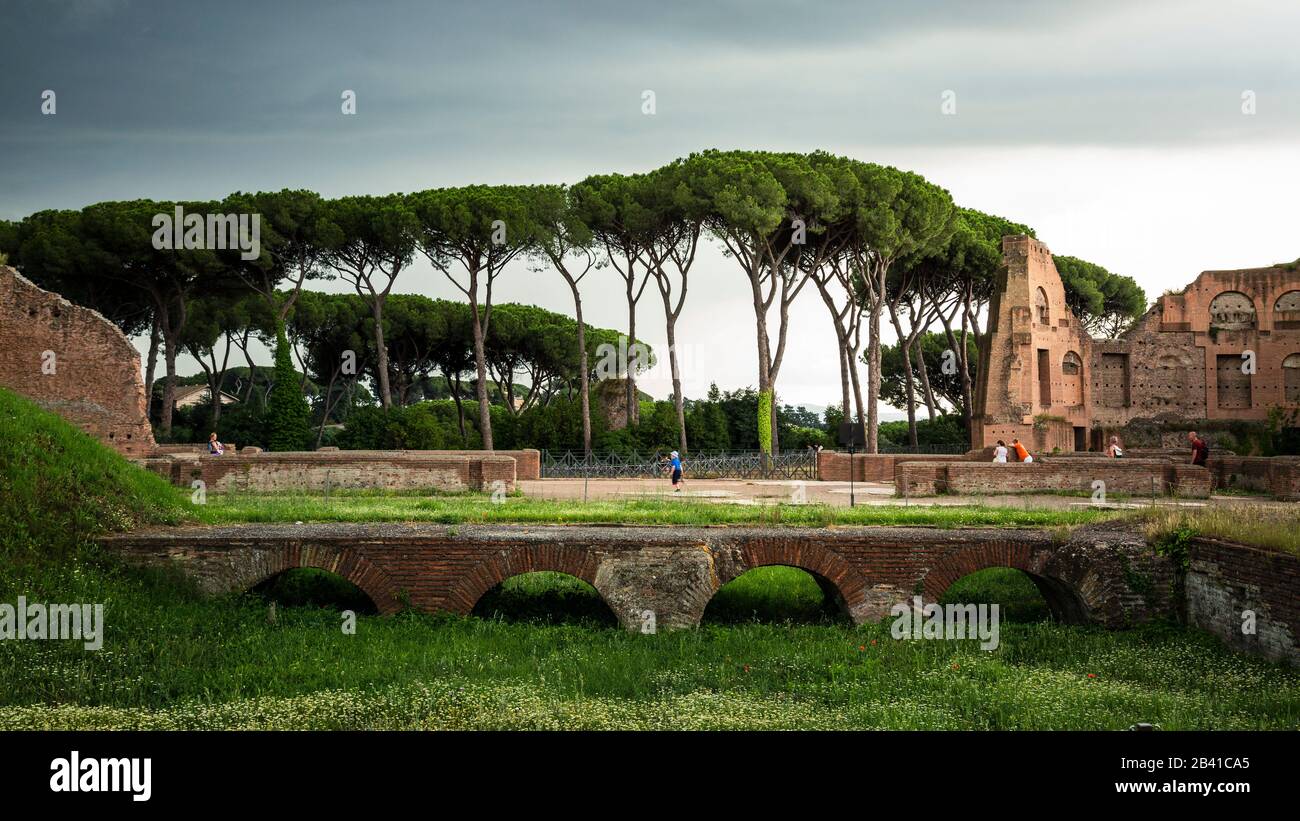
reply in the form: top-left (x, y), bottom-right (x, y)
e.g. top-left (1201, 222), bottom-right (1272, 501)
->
top-left (974, 236), bottom-right (1300, 451)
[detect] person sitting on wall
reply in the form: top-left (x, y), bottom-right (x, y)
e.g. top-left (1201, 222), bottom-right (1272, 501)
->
top-left (208, 432), bottom-right (227, 456)
top-left (1188, 431), bottom-right (1209, 467)
top-left (1011, 438), bottom-right (1033, 463)
top-left (1107, 436), bottom-right (1124, 458)
top-left (992, 440), bottom-right (1009, 463)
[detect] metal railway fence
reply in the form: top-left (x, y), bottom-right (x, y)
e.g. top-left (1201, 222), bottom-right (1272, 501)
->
top-left (539, 449), bottom-right (817, 480)
top-left (538, 443), bottom-right (968, 480)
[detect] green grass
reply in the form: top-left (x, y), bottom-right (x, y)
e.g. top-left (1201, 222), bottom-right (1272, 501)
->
top-left (1140, 504), bottom-right (1300, 557)
top-left (1, 388), bottom-right (1297, 730)
top-left (0, 388), bottom-right (189, 552)
top-left (192, 490), bottom-right (1125, 530)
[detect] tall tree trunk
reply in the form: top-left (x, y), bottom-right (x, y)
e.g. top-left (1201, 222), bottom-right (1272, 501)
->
top-left (914, 336), bottom-right (939, 422)
top-left (624, 267), bottom-right (638, 428)
top-left (468, 271), bottom-right (494, 450)
top-left (567, 279), bottom-right (592, 456)
top-left (315, 367), bottom-right (340, 448)
top-left (161, 331), bottom-right (177, 437)
top-left (371, 297), bottom-right (392, 409)
top-left (888, 305), bottom-right (919, 447)
top-left (939, 313), bottom-right (974, 433)
top-left (448, 367), bottom-right (467, 443)
top-left (665, 316), bottom-right (687, 455)
top-left (144, 316), bottom-right (160, 423)
top-left (866, 303), bottom-right (882, 454)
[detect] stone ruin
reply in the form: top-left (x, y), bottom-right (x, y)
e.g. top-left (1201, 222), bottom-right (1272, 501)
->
top-left (0, 265), bottom-right (156, 457)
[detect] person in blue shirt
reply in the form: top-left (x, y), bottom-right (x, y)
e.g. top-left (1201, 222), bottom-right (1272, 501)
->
top-left (666, 450), bottom-right (683, 492)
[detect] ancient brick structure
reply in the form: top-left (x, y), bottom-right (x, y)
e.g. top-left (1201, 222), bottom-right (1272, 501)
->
top-left (894, 457), bottom-right (1211, 498)
top-left (100, 522), bottom-right (1171, 628)
top-left (815, 450), bottom-right (968, 482)
top-left (144, 450), bottom-right (519, 493)
top-left (99, 522), bottom-right (1300, 664)
top-left (0, 266), bottom-right (156, 456)
top-left (973, 237), bottom-right (1300, 452)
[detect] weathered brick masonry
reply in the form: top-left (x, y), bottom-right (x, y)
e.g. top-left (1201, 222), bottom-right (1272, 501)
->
top-left (0, 265), bottom-right (155, 456)
top-left (98, 522), bottom-right (1298, 664)
top-left (1186, 538), bottom-right (1300, 665)
top-left (816, 450), bottom-right (968, 482)
top-left (145, 450), bottom-right (519, 493)
top-left (895, 458), bottom-right (1211, 497)
top-left (99, 522), bottom-right (1171, 630)
top-left (973, 236), bottom-right (1300, 452)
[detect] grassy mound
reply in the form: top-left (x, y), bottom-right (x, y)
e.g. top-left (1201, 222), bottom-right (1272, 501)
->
top-left (0, 387), bottom-right (189, 552)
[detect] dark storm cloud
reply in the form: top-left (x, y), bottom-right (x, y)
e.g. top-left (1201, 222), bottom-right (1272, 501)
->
top-left (1, 0), bottom-right (1296, 217)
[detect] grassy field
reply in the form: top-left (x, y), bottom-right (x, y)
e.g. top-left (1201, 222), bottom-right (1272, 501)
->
top-left (1139, 504), bottom-right (1300, 557)
top-left (2, 560), bottom-right (1296, 730)
top-left (2, 387), bottom-right (1298, 730)
top-left (193, 489), bottom-right (1124, 530)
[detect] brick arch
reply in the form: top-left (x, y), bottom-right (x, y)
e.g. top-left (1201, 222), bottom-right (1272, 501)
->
top-left (442, 546), bottom-right (604, 615)
top-left (713, 537), bottom-right (870, 623)
top-left (920, 540), bottom-right (1092, 624)
top-left (233, 544), bottom-right (403, 614)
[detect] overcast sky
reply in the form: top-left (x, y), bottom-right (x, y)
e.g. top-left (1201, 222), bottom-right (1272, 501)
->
top-left (3, 0), bottom-right (1298, 410)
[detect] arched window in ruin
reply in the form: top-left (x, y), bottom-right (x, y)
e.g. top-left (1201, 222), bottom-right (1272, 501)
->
top-left (1285, 353), bottom-right (1300, 403)
top-left (1209, 291), bottom-right (1256, 331)
top-left (1061, 351), bottom-right (1083, 405)
top-left (1274, 291), bottom-right (1300, 329)
top-left (1034, 287), bottom-right (1050, 325)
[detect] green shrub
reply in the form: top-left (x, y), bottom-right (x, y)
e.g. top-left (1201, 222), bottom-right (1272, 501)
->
top-left (266, 327), bottom-right (312, 451)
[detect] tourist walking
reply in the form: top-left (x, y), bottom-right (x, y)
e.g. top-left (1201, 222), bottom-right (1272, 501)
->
top-left (665, 450), bottom-right (683, 492)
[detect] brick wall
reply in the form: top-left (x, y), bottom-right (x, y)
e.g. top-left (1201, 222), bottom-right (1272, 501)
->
top-left (894, 458), bottom-right (1211, 497)
top-left (99, 522), bottom-right (1173, 632)
top-left (1186, 538), bottom-right (1299, 665)
top-left (1269, 457), bottom-right (1300, 501)
top-left (0, 266), bottom-right (155, 456)
top-left (150, 451), bottom-right (517, 493)
top-left (817, 450), bottom-right (967, 482)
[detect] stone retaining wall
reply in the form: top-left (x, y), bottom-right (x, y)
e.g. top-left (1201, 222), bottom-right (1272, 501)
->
top-left (895, 458), bottom-right (1212, 498)
top-left (144, 450), bottom-right (517, 493)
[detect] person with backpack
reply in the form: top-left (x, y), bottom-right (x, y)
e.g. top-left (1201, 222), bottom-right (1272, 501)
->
top-left (1188, 431), bottom-right (1209, 466)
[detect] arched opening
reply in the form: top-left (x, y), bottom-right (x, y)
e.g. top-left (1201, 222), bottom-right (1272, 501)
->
top-left (252, 568), bottom-right (378, 614)
top-left (471, 571), bottom-right (617, 626)
top-left (1283, 353), bottom-right (1300, 403)
top-left (937, 567), bottom-right (1089, 624)
top-left (1209, 291), bottom-right (1256, 331)
top-left (1274, 291), bottom-right (1300, 329)
top-left (702, 565), bottom-right (852, 626)
top-left (1061, 351), bottom-right (1083, 405)
top-left (1034, 287), bottom-right (1050, 325)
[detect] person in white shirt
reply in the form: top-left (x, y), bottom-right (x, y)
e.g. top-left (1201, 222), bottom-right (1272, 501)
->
top-left (1107, 436), bottom-right (1124, 458)
top-left (992, 440), bottom-right (1008, 463)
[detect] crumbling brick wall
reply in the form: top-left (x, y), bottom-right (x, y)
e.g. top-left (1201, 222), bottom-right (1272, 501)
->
top-left (0, 266), bottom-right (155, 456)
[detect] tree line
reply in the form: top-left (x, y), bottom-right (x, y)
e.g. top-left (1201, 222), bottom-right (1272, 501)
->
top-left (0, 150), bottom-right (1146, 454)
